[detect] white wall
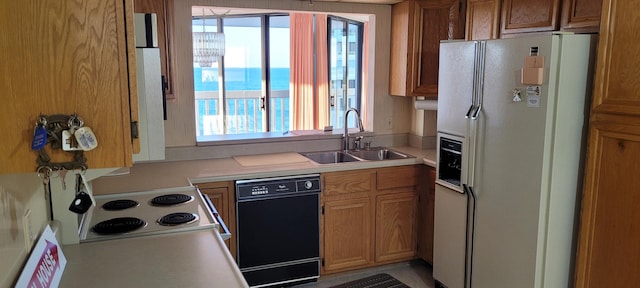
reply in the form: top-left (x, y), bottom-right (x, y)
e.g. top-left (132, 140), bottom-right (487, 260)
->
top-left (0, 168), bottom-right (115, 287)
top-left (0, 174), bottom-right (48, 288)
top-left (165, 0), bottom-right (415, 147)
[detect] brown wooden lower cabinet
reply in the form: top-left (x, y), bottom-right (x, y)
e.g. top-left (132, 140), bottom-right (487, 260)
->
top-left (375, 191), bottom-right (418, 263)
top-left (321, 165), bottom-right (421, 275)
top-left (196, 164), bottom-right (427, 273)
top-left (195, 181), bottom-right (236, 260)
top-left (576, 120), bottom-right (640, 286)
top-left (323, 197), bottom-right (374, 272)
top-left (417, 166), bottom-right (436, 264)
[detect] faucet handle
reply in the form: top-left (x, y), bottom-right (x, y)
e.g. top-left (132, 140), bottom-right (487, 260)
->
top-left (364, 141), bottom-right (372, 150)
top-left (353, 136), bottom-right (364, 150)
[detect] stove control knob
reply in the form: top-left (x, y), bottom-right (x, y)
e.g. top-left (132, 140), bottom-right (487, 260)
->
top-left (304, 181), bottom-right (313, 189)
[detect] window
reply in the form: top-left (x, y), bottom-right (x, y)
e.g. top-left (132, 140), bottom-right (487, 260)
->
top-left (193, 12), bottom-right (290, 140)
top-left (328, 17), bottom-right (363, 130)
top-left (192, 8), bottom-right (366, 142)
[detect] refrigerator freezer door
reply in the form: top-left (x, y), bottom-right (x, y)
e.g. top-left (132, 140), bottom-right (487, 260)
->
top-left (437, 41), bottom-right (478, 138)
top-left (433, 184), bottom-right (467, 288)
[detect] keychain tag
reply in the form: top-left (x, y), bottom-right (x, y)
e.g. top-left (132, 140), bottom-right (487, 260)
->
top-left (75, 127), bottom-right (98, 151)
top-left (32, 125), bottom-right (47, 150)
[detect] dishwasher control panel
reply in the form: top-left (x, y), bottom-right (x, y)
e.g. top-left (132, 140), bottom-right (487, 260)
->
top-left (236, 174), bottom-right (321, 200)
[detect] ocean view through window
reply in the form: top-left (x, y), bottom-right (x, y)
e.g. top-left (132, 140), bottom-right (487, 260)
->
top-left (193, 14), bottom-right (291, 138)
top-left (192, 8), bottom-right (365, 142)
top-left (195, 67), bottom-right (290, 135)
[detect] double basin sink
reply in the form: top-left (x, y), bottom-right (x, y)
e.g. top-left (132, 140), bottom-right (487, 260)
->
top-left (301, 147), bottom-right (414, 164)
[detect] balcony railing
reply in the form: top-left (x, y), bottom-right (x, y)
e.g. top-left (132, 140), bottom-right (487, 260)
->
top-left (195, 90), bottom-right (289, 136)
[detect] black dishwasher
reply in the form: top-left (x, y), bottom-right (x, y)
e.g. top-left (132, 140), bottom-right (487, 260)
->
top-left (235, 174), bottom-right (321, 287)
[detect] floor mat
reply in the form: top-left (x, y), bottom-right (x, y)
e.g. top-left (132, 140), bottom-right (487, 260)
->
top-left (330, 273), bottom-right (411, 288)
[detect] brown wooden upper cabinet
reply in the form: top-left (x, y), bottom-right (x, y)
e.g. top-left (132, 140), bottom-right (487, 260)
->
top-left (389, 0), bottom-right (466, 97)
top-left (134, 0), bottom-right (176, 101)
top-left (500, 0), bottom-right (561, 35)
top-left (500, 0), bottom-right (602, 36)
top-left (466, 0), bottom-right (502, 40)
top-left (0, 0), bottom-right (138, 174)
top-left (561, 0), bottom-right (603, 33)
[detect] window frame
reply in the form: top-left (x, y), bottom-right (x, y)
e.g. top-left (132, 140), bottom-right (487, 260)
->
top-left (327, 15), bottom-right (365, 130)
top-left (193, 13), bottom-right (290, 141)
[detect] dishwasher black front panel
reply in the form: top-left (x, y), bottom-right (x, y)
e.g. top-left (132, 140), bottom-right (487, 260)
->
top-left (236, 175), bottom-right (321, 287)
top-left (237, 194), bottom-right (320, 267)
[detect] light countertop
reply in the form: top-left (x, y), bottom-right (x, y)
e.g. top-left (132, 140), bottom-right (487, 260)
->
top-left (69, 147), bottom-right (434, 288)
top-left (92, 147), bottom-right (436, 194)
top-left (60, 229), bottom-right (248, 288)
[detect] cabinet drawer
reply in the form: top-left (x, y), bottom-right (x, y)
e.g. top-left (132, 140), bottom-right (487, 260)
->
top-left (377, 166), bottom-right (418, 190)
top-left (323, 170), bottom-right (375, 197)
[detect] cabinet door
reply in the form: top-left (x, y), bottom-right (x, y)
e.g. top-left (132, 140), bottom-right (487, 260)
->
top-left (134, 0), bottom-right (175, 100)
top-left (389, 0), bottom-right (465, 97)
top-left (589, 0), bottom-right (640, 117)
top-left (375, 191), bottom-right (418, 263)
top-left (501, 0), bottom-right (561, 35)
top-left (413, 0), bottom-right (466, 96)
top-left (417, 166), bottom-right (436, 263)
top-left (323, 198), bottom-right (373, 273)
top-left (0, 0), bottom-right (137, 173)
top-left (575, 117), bottom-right (640, 287)
top-left (466, 0), bottom-right (501, 40)
top-left (575, 1), bottom-right (640, 286)
top-left (561, 0), bottom-right (603, 33)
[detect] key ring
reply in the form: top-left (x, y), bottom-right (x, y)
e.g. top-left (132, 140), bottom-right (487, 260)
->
top-left (37, 166), bottom-right (53, 179)
top-left (68, 114), bottom-right (84, 129)
top-left (73, 165), bottom-right (88, 175)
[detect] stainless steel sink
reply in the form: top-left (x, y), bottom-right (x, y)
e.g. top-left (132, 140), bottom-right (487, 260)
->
top-left (301, 147), bottom-right (413, 164)
top-left (301, 151), bottom-right (361, 164)
top-left (347, 147), bottom-right (414, 161)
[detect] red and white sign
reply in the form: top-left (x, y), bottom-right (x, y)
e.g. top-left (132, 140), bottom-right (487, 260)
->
top-left (15, 225), bottom-right (67, 288)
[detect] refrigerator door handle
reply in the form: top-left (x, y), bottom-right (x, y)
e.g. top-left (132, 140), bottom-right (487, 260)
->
top-left (465, 105), bottom-right (476, 119)
top-left (463, 184), bottom-right (477, 288)
top-left (471, 105), bottom-right (482, 120)
top-left (471, 42), bottom-right (486, 121)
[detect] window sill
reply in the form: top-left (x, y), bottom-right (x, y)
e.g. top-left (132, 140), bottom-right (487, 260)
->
top-left (196, 129), bottom-right (374, 147)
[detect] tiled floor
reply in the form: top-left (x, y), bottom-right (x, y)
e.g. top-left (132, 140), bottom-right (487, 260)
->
top-left (294, 260), bottom-right (435, 288)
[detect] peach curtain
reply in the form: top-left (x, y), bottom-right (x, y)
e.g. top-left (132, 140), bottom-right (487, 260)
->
top-left (290, 13), bottom-right (315, 130)
top-left (315, 14), bottom-right (329, 129)
top-left (290, 13), bottom-right (329, 130)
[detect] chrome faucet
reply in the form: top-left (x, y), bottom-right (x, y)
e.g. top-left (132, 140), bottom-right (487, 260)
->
top-left (343, 108), bottom-right (365, 151)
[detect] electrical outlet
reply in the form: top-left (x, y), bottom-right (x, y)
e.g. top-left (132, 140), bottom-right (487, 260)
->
top-left (23, 209), bottom-right (34, 252)
top-left (385, 117), bottom-right (393, 130)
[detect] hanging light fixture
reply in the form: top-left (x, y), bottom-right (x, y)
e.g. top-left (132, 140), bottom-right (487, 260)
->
top-left (193, 8), bottom-right (225, 67)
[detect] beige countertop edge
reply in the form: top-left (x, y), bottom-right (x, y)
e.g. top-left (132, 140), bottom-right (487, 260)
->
top-left (92, 147), bottom-right (436, 194)
top-left (60, 230), bottom-right (249, 288)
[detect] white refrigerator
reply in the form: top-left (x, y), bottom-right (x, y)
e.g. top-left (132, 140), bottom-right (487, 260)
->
top-left (433, 34), bottom-right (596, 288)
